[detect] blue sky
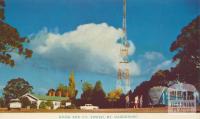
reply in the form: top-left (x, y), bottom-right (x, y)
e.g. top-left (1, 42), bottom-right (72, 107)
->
top-left (0, 0), bottom-right (199, 97)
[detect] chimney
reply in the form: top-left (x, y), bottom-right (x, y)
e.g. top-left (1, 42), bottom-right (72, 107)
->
top-left (48, 89), bottom-right (55, 96)
top-left (57, 90), bottom-right (62, 97)
top-left (48, 92), bottom-right (52, 96)
top-left (65, 91), bottom-right (69, 97)
top-left (52, 91), bottom-right (55, 96)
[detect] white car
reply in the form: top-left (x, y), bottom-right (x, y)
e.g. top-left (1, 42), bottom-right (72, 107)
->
top-left (80, 104), bottom-right (99, 110)
top-left (8, 99), bottom-right (22, 110)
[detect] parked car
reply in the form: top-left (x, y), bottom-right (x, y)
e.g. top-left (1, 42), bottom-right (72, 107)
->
top-left (8, 99), bottom-right (22, 110)
top-left (80, 104), bottom-right (99, 110)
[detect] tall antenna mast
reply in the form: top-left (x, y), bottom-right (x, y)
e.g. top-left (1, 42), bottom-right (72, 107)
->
top-left (117, 0), bottom-right (130, 93)
top-left (123, 0), bottom-right (127, 40)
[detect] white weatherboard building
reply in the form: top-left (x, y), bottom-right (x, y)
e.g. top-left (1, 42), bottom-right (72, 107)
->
top-left (168, 82), bottom-right (198, 113)
top-left (21, 93), bottom-right (69, 109)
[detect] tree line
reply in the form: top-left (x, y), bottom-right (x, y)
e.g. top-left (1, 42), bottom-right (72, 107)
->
top-left (0, 77), bottom-right (133, 109)
top-left (47, 71), bottom-right (78, 100)
top-left (75, 80), bottom-right (132, 108)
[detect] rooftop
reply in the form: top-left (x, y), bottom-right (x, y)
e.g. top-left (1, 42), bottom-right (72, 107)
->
top-left (30, 94), bottom-right (69, 101)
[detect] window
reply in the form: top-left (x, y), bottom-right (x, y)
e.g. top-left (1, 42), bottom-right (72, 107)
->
top-left (183, 92), bottom-right (187, 100)
top-left (177, 91), bottom-right (182, 100)
top-left (170, 91), bottom-right (176, 100)
top-left (187, 91), bottom-right (194, 100)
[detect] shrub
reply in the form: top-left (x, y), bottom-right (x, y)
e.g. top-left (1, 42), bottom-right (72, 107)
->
top-left (39, 102), bottom-right (47, 109)
top-left (39, 101), bottom-right (54, 109)
top-left (46, 101), bottom-right (53, 109)
top-left (0, 97), bottom-right (5, 108)
top-left (60, 100), bottom-right (67, 109)
top-left (30, 102), bottom-right (37, 109)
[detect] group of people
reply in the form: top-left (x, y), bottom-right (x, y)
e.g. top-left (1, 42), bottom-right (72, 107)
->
top-left (134, 95), bottom-right (143, 108)
top-left (125, 95), bottom-right (143, 108)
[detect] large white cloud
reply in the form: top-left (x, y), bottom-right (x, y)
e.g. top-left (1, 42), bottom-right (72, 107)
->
top-left (29, 23), bottom-right (140, 76)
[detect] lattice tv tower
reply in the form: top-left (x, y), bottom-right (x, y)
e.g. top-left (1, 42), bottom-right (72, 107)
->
top-left (117, 0), bottom-right (130, 93)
